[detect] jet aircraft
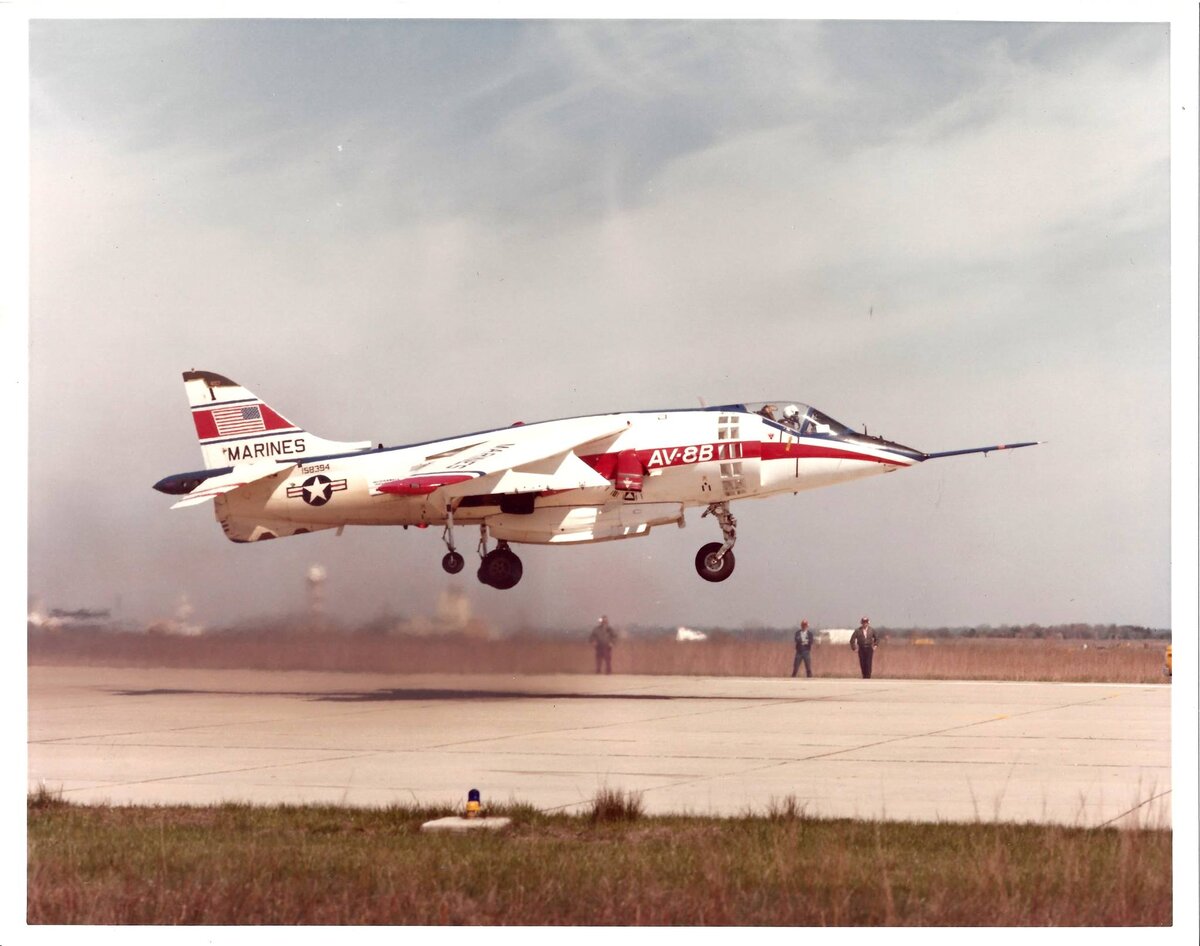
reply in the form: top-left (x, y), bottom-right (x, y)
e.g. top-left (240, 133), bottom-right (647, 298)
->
top-left (154, 370), bottom-right (1038, 590)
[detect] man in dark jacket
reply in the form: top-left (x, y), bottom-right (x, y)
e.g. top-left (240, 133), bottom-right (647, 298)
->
top-left (849, 616), bottom-right (878, 678)
top-left (590, 615), bottom-right (617, 674)
top-left (792, 620), bottom-right (814, 678)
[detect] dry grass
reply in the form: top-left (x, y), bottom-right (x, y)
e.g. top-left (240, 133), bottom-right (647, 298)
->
top-left (29, 629), bottom-right (1168, 684)
top-left (27, 795), bottom-right (1171, 925)
top-left (590, 786), bottom-right (646, 823)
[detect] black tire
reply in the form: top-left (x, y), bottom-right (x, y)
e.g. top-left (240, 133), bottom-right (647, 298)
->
top-left (695, 542), bottom-right (735, 582)
top-left (442, 551), bottom-right (465, 574)
top-left (479, 549), bottom-right (523, 589)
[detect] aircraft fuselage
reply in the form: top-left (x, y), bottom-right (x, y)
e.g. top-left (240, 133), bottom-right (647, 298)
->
top-left (200, 405), bottom-right (920, 545)
top-left (156, 371), bottom-right (1035, 588)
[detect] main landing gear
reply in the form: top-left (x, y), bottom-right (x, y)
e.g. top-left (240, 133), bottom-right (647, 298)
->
top-left (476, 525), bottom-right (523, 589)
top-left (441, 516), bottom-right (520, 590)
top-left (438, 509), bottom-right (524, 589)
top-left (478, 543), bottom-right (523, 589)
top-left (695, 501), bottom-right (737, 582)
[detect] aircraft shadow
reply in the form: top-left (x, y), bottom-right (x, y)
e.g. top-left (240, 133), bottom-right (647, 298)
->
top-left (114, 686), bottom-right (686, 701)
top-left (109, 686), bottom-right (696, 703)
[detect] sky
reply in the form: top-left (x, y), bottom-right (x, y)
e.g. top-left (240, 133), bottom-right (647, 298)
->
top-left (17, 11), bottom-right (1192, 635)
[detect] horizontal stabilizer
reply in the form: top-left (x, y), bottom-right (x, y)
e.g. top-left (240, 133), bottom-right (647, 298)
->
top-left (169, 463), bottom-right (294, 508)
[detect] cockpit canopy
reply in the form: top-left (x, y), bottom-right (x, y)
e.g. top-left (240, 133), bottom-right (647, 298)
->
top-left (738, 401), bottom-right (857, 438)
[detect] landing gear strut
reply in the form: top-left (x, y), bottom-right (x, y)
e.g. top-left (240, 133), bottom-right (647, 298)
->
top-left (440, 505), bottom-right (464, 574)
top-left (475, 525), bottom-right (523, 589)
top-left (695, 501), bottom-right (737, 582)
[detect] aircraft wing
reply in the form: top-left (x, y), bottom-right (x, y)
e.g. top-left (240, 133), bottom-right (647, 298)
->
top-left (374, 416), bottom-right (629, 499)
top-left (169, 463), bottom-right (296, 508)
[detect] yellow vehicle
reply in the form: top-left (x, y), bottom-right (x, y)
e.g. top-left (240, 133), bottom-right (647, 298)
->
top-left (1164, 644), bottom-right (1172, 678)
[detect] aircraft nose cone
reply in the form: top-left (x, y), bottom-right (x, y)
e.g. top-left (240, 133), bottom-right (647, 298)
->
top-left (880, 440), bottom-right (925, 463)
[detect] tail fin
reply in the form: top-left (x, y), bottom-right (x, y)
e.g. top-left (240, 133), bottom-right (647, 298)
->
top-left (184, 370), bottom-right (372, 469)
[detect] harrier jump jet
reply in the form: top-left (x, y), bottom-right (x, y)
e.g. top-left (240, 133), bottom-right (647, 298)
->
top-left (154, 371), bottom-right (1038, 590)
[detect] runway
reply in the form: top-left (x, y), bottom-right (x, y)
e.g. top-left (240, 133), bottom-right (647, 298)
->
top-left (28, 665), bottom-right (1171, 828)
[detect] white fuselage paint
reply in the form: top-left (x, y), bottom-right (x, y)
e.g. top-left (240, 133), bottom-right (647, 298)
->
top-left (213, 409), bottom-right (915, 544)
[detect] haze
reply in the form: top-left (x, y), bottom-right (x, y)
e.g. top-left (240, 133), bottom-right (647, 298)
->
top-left (26, 17), bottom-right (1173, 632)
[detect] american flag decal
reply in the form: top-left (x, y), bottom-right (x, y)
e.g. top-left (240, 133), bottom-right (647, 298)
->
top-left (211, 404), bottom-right (266, 437)
top-left (192, 401), bottom-right (294, 442)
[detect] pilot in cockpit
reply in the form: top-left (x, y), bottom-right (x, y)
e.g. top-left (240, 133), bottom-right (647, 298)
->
top-left (758, 404), bottom-right (777, 421)
top-left (781, 405), bottom-right (802, 429)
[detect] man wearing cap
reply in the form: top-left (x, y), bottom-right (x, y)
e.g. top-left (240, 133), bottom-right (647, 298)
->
top-left (791, 620), bottom-right (814, 678)
top-left (590, 615), bottom-right (617, 674)
top-left (850, 616), bottom-right (879, 678)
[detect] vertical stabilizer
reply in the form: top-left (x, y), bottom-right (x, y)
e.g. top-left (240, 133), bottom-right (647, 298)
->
top-left (184, 370), bottom-right (372, 469)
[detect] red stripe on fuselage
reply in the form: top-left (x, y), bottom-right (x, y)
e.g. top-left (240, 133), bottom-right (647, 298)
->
top-left (378, 474), bottom-right (475, 496)
top-left (579, 439), bottom-right (908, 474)
top-left (580, 441), bottom-right (759, 475)
top-left (759, 442), bottom-right (911, 466)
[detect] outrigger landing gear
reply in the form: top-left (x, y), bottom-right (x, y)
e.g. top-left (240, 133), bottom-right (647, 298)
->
top-left (440, 505), bottom-right (464, 574)
top-left (476, 525), bottom-right (523, 590)
top-left (695, 501), bottom-right (737, 582)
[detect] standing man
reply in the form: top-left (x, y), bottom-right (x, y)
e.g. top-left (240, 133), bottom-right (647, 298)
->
top-left (590, 615), bottom-right (617, 674)
top-left (792, 620), bottom-right (814, 678)
top-left (850, 616), bottom-right (879, 678)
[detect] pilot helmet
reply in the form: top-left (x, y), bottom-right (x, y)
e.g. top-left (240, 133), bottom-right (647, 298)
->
top-left (783, 404), bottom-right (800, 420)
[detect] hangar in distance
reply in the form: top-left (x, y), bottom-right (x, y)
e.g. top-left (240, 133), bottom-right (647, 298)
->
top-left (154, 371), bottom-right (1038, 590)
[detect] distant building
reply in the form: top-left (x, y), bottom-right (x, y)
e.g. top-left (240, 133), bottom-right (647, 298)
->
top-left (435, 587), bottom-right (472, 630)
top-left (391, 586), bottom-right (493, 638)
top-left (146, 594), bottom-right (204, 636)
top-left (28, 597), bottom-right (111, 632)
top-left (27, 598), bottom-right (61, 632)
top-left (306, 564), bottom-right (328, 632)
top-left (816, 628), bottom-right (855, 645)
top-left (676, 626), bottom-right (707, 642)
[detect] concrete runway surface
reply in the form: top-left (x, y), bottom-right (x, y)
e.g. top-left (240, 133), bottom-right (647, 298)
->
top-left (28, 666), bottom-right (1170, 828)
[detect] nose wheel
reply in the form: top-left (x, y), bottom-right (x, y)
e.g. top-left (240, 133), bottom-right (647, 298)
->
top-left (439, 507), bottom-right (466, 574)
top-left (695, 501), bottom-right (737, 582)
top-left (695, 542), bottom-right (736, 582)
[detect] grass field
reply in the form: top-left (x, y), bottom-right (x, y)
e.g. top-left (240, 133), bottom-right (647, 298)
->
top-left (27, 790), bottom-right (1171, 926)
top-left (27, 631), bottom-right (1171, 925)
top-left (28, 628), bottom-right (1168, 684)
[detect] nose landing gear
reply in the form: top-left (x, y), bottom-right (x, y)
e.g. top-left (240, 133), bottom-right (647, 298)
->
top-left (440, 507), bottom-right (465, 574)
top-left (695, 502), bottom-right (737, 582)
